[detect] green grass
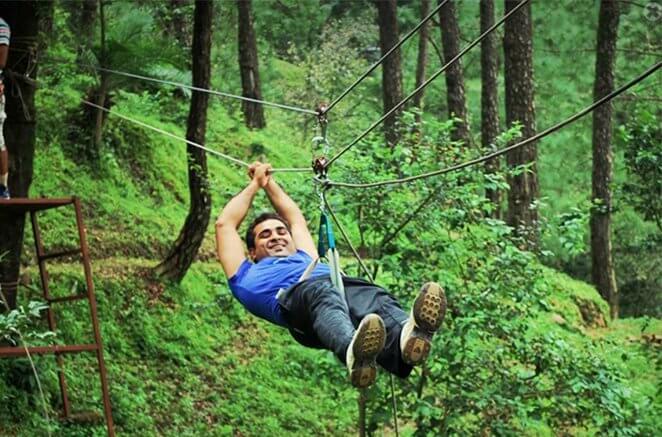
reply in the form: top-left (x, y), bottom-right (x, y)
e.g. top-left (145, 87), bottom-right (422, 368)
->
top-left (1, 260), bottom-right (358, 436)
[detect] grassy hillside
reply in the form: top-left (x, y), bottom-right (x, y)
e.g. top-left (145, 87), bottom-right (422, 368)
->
top-left (1, 258), bottom-right (659, 435)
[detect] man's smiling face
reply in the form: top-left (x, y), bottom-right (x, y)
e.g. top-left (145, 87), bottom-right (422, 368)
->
top-left (249, 218), bottom-right (297, 261)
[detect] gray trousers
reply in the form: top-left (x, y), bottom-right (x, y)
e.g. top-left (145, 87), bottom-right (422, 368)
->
top-left (278, 276), bottom-right (413, 378)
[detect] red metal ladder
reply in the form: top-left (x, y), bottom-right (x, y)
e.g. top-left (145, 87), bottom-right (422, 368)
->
top-left (0, 197), bottom-right (114, 436)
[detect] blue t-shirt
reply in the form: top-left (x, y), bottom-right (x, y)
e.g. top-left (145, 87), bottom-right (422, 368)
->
top-left (228, 250), bottom-right (330, 326)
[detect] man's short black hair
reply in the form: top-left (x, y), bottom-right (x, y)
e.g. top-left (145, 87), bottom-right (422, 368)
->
top-left (245, 212), bottom-right (291, 250)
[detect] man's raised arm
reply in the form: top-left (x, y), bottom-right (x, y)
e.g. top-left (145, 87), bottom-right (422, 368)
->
top-left (263, 173), bottom-right (318, 259)
top-left (215, 169), bottom-right (265, 277)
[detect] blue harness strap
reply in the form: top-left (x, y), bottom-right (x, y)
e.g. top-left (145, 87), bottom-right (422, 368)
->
top-left (318, 212), bottom-right (336, 254)
top-left (318, 211), bottom-right (346, 305)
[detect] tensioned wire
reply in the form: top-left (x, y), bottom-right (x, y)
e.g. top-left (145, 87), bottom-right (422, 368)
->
top-left (9, 67), bottom-right (312, 173)
top-left (324, 60), bottom-right (662, 189)
top-left (372, 61), bottom-right (661, 247)
top-left (31, 59), bottom-right (313, 172)
top-left (322, 0), bottom-right (450, 115)
top-left (319, 1), bottom-right (520, 426)
top-left (78, 64), bottom-right (319, 116)
top-left (323, 0), bottom-right (531, 169)
top-left (80, 100), bottom-right (311, 174)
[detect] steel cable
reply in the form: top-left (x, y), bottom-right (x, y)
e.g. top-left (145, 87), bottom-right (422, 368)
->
top-left (323, 0), bottom-right (449, 115)
top-left (80, 100), bottom-right (311, 173)
top-left (324, 0), bottom-right (531, 169)
top-left (47, 60), bottom-right (319, 115)
top-left (326, 60), bottom-right (661, 189)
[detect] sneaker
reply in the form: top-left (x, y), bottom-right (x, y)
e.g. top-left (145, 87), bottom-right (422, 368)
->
top-left (0, 185), bottom-right (9, 199)
top-left (401, 282), bottom-right (447, 366)
top-left (346, 313), bottom-right (386, 389)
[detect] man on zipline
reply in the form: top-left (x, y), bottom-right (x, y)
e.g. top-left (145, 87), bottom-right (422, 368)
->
top-left (215, 162), bottom-right (446, 388)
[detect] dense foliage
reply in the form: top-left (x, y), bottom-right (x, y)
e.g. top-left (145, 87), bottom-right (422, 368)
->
top-left (1, 0), bottom-right (659, 435)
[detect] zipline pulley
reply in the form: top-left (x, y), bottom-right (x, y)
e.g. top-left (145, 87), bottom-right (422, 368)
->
top-left (313, 156), bottom-right (330, 180)
top-left (312, 102), bottom-right (331, 176)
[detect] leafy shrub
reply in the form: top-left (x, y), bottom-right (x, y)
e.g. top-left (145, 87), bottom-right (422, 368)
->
top-left (319, 114), bottom-right (648, 435)
top-left (0, 301), bottom-right (53, 347)
top-left (618, 109), bottom-right (662, 232)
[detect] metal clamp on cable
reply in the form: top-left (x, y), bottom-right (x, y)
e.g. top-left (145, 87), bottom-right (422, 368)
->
top-left (312, 102), bottom-right (331, 173)
top-left (316, 102), bottom-right (328, 126)
top-left (313, 156), bottom-right (329, 180)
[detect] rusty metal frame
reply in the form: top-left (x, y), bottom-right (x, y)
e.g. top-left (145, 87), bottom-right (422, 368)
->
top-left (0, 197), bottom-right (115, 436)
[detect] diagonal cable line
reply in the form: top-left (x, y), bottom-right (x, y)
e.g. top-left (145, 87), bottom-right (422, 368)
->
top-left (80, 100), bottom-right (311, 173)
top-left (82, 100), bottom-right (250, 166)
top-left (93, 66), bottom-right (318, 115)
top-left (39, 56), bottom-right (318, 116)
top-left (16, 68), bottom-right (312, 174)
top-left (323, 0), bottom-right (449, 115)
top-left (40, 58), bottom-right (315, 173)
top-left (43, 58), bottom-right (313, 173)
top-left (326, 61), bottom-right (661, 189)
top-left (323, 195), bottom-right (373, 280)
top-left (324, 0), bottom-right (531, 169)
top-left (381, 185), bottom-right (446, 250)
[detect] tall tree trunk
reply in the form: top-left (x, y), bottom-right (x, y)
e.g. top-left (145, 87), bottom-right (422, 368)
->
top-left (80, 0), bottom-right (97, 54)
top-left (413, 0), bottom-right (430, 125)
top-left (92, 0), bottom-right (107, 153)
top-left (481, 0), bottom-right (501, 218)
top-left (504, 0), bottom-right (538, 247)
top-left (154, 0), bottom-right (213, 282)
top-left (591, 0), bottom-right (619, 319)
top-left (237, 0), bottom-right (265, 129)
top-left (375, 0), bottom-right (403, 147)
top-left (168, 0), bottom-right (190, 48)
top-left (93, 72), bottom-right (109, 155)
top-left (0, 1), bottom-right (49, 309)
top-left (439, 0), bottom-right (471, 145)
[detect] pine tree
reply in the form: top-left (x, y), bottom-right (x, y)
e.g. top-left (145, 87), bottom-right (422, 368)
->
top-left (439, 0), bottom-right (471, 144)
top-left (375, 0), bottom-right (403, 147)
top-left (237, 0), bottom-right (266, 129)
top-left (154, 0), bottom-right (213, 282)
top-left (413, 0), bottom-right (430, 124)
top-left (504, 0), bottom-right (538, 246)
top-left (591, 0), bottom-right (620, 318)
top-left (481, 0), bottom-right (501, 217)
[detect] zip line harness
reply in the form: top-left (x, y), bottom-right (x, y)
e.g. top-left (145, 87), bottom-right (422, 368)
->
top-left (278, 104), bottom-right (346, 308)
top-left (312, 104), bottom-right (347, 307)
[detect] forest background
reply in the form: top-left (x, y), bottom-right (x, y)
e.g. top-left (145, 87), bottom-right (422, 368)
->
top-left (0, 0), bottom-right (660, 435)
